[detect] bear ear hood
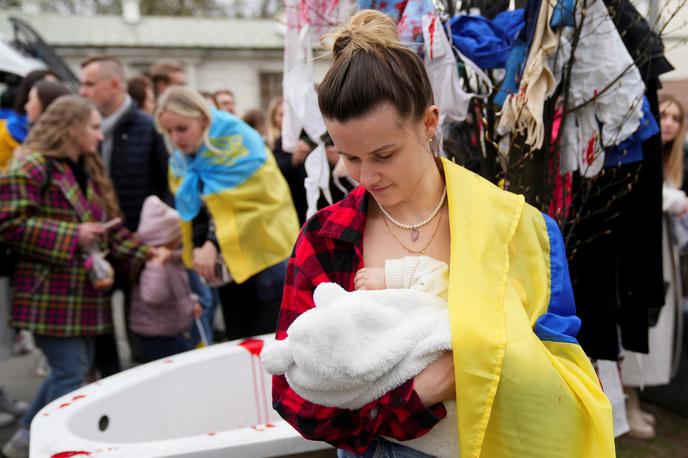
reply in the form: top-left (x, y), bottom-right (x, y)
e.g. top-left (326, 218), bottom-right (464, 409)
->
top-left (313, 282), bottom-right (348, 308)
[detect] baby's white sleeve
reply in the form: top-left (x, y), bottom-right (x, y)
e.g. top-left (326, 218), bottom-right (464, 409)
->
top-left (385, 256), bottom-right (449, 297)
top-left (384, 258), bottom-right (406, 289)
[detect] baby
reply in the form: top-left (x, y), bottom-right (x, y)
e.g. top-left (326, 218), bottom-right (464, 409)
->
top-left (263, 255), bottom-right (457, 457)
top-left (354, 255), bottom-right (448, 299)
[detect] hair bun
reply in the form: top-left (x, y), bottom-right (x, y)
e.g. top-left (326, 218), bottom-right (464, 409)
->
top-left (329, 10), bottom-right (402, 60)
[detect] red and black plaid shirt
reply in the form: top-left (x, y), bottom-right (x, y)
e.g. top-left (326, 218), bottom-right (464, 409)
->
top-left (272, 186), bottom-right (446, 454)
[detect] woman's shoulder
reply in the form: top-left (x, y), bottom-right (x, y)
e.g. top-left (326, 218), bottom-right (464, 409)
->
top-left (6, 151), bottom-right (51, 179)
top-left (300, 187), bottom-right (367, 240)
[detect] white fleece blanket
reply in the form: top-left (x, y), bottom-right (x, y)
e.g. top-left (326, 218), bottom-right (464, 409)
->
top-left (261, 282), bottom-right (452, 410)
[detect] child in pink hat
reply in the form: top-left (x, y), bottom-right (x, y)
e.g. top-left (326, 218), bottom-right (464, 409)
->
top-left (130, 196), bottom-right (202, 362)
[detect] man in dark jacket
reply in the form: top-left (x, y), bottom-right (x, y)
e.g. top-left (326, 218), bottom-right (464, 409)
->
top-left (80, 54), bottom-right (170, 368)
top-left (80, 55), bottom-right (169, 231)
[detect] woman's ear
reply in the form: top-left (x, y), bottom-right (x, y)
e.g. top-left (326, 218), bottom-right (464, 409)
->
top-left (423, 105), bottom-right (440, 139)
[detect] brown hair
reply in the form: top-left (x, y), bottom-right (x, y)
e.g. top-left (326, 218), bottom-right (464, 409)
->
top-left (127, 75), bottom-right (153, 109)
top-left (32, 80), bottom-right (72, 115)
top-left (80, 54), bottom-right (125, 82)
top-left (22, 95), bottom-right (121, 218)
top-left (317, 9), bottom-right (434, 123)
top-left (149, 58), bottom-right (185, 89)
top-left (266, 96), bottom-right (283, 149)
top-left (13, 69), bottom-right (59, 115)
top-left (242, 108), bottom-right (267, 138)
top-left (199, 91), bottom-right (218, 108)
top-left (660, 94), bottom-right (686, 188)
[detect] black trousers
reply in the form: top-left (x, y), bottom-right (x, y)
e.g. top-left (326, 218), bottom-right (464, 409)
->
top-left (217, 269), bottom-right (284, 341)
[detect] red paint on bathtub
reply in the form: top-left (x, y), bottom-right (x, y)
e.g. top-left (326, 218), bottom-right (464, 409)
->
top-left (207, 432), bottom-right (216, 436)
top-left (239, 338), bottom-right (264, 356)
top-left (266, 423), bottom-right (275, 428)
top-left (163, 359), bottom-right (174, 364)
top-left (58, 403), bottom-right (70, 409)
top-left (50, 451), bottom-right (92, 457)
top-left (72, 395), bottom-right (86, 401)
top-left (251, 425), bottom-right (265, 431)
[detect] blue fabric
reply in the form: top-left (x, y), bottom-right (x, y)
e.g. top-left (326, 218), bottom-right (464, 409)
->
top-left (494, 0), bottom-right (543, 106)
top-left (533, 214), bottom-right (581, 344)
top-left (0, 108), bottom-right (13, 120)
top-left (450, 11), bottom-right (525, 69)
top-left (494, 41), bottom-right (528, 107)
top-left (551, 0), bottom-right (576, 28)
top-left (170, 109), bottom-right (266, 221)
top-left (6, 112), bottom-right (27, 142)
top-left (187, 268), bottom-right (219, 346)
top-left (338, 437), bottom-right (434, 458)
top-left (604, 97), bottom-right (659, 167)
top-left (21, 336), bottom-right (94, 427)
top-left (492, 9), bottom-right (526, 41)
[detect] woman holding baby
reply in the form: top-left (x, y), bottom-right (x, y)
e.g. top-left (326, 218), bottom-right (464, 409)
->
top-left (269, 10), bottom-right (615, 458)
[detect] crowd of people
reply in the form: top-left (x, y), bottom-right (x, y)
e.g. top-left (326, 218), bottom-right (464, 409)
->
top-left (0, 7), bottom-right (685, 458)
top-left (0, 54), bottom-right (319, 457)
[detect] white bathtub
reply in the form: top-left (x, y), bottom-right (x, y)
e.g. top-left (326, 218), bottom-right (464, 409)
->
top-left (29, 335), bottom-right (331, 458)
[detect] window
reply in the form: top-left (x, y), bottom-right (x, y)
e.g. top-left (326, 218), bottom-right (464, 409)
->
top-left (259, 71), bottom-right (282, 110)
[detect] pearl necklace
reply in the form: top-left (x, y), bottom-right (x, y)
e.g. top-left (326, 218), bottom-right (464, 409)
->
top-left (377, 185), bottom-right (447, 241)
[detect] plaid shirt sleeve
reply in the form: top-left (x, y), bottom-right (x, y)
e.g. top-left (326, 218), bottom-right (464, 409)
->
top-left (272, 223), bottom-right (446, 454)
top-left (0, 162), bottom-right (79, 266)
top-left (107, 223), bottom-right (150, 280)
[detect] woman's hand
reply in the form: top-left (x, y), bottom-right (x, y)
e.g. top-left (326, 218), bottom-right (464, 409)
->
top-left (78, 222), bottom-right (105, 248)
top-left (193, 241), bottom-right (218, 284)
top-left (291, 140), bottom-right (312, 167)
top-left (414, 352), bottom-right (455, 407)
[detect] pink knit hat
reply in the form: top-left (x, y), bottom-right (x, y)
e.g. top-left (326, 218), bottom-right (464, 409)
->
top-left (136, 196), bottom-right (182, 246)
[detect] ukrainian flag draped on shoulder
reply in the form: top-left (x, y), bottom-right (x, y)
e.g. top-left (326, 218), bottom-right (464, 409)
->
top-left (169, 109), bottom-right (299, 284)
top-left (441, 157), bottom-right (614, 457)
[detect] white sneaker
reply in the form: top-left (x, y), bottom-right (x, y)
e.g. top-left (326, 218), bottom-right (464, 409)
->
top-left (12, 330), bottom-right (35, 355)
top-left (0, 389), bottom-right (28, 417)
top-left (35, 355), bottom-right (49, 378)
top-left (1, 427), bottom-right (29, 458)
top-left (0, 411), bottom-right (14, 428)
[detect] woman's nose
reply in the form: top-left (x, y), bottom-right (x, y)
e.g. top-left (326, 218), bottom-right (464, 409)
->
top-left (359, 164), bottom-right (379, 187)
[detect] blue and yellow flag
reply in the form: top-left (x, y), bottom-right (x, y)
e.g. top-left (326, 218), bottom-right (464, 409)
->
top-left (169, 109), bottom-right (299, 284)
top-left (443, 157), bottom-right (615, 458)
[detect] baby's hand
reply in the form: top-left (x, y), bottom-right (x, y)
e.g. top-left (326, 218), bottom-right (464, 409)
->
top-left (354, 267), bottom-right (385, 290)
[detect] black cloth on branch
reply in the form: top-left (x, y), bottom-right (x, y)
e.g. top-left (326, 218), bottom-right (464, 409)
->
top-left (568, 2), bottom-right (672, 359)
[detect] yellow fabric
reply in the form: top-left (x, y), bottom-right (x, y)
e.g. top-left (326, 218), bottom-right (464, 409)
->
top-left (171, 149), bottom-right (299, 283)
top-left (442, 158), bottom-right (614, 458)
top-left (0, 121), bottom-right (19, 172)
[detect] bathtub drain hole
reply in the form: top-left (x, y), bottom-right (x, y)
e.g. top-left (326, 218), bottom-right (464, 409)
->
top-left (98, 415), bottom-right (109, 432)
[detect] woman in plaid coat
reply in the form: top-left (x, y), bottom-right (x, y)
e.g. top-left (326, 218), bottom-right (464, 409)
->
top-left (0, 95), bottom-right (161, 457)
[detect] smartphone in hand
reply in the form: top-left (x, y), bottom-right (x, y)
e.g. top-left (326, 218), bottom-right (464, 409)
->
top-left (101, 217), bottom-right (122, 231)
